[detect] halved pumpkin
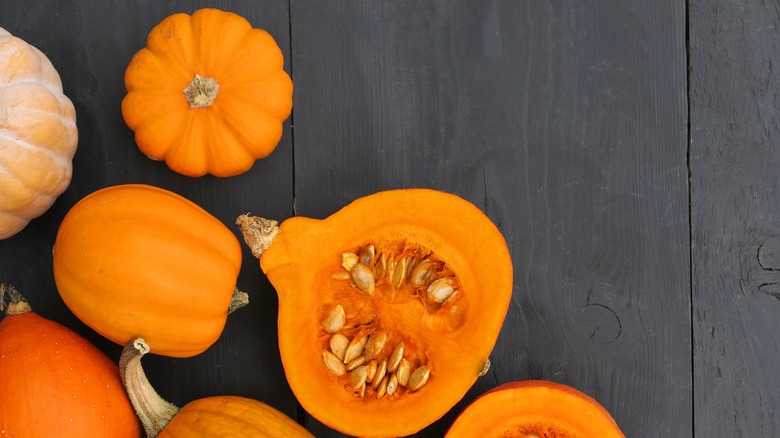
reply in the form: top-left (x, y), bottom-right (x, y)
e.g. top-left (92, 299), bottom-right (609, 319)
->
top-left (445, 380), bottom-right (625, 437)
top-left (237, 188), bottom-right (513, 437)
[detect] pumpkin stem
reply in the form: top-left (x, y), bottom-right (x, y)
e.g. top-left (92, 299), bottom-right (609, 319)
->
top-left (0, 283), bottom-right (32, 315)
top-left (228, 287), bottom-right (250, 314)
top-left (120, 338), bottom-right (180, 438)
top-left (184, 73), bottom-right (220, 108)
top-left (236, 214), bottom-right (280, 259)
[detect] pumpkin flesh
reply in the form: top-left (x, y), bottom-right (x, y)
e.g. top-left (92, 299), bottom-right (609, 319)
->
top-left (53, 184), bottom-right (243, 357)
top-left (445, 380), bottom-right (625, 438)
top-left (240, 188), bottom-right (513, 437)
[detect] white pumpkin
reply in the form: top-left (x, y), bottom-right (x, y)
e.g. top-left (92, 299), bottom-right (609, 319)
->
top-left (0, 27), bottom-right (77, 239)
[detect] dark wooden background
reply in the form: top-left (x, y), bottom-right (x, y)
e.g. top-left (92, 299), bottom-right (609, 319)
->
top-left (0, 0), bottom-right (770, 436)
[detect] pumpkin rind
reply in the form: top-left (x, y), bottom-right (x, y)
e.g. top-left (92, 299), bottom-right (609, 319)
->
top-left (122, 8), bottom-right (293, 177)
top-left (0, 27), bottom-right (78, 238)
top-left (241, 188), bottom-right (513, 437)
top-left (52, 184), bottom-right (242, 357)
top-left (0, 285), bottom-right (141, 436)
top-left (445, 380), bottom-right (626, 437)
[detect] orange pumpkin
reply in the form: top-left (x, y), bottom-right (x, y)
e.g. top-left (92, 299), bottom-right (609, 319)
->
top-left (122, 8), bottom-right (293, 177)
top-left (53, 184), bottom-right (244, 357)
top-left (237, 188), bottom-right (513, 437)
top-left (120, 338), bottom-right (314, 437)
top-left (0, 27), bottom-right (78, 238)
top-left (445, 380), bottom-right (625, 437)
top-left (0, 284), bottom-right (141, 436)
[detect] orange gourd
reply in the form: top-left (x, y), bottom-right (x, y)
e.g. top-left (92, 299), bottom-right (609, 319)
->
top-left (52, 184), bottom-right (244, 357)
top-left (445, 380), bottom-right (625, 437)
top-left (0, 284), bottom-right (141, 436)
top-left (122, 8), bottom-right (293, 177)
top-left (237, 188), bottom-right (513, 437)
top-left (120, 338), bottom-right (314, 438)
top-left (0, 28), bottom-right (78, 238)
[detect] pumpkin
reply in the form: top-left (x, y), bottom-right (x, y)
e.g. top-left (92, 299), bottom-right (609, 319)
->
top-left (52, 184), bottom-right (245, 358)
top-left (236, 188), bottom-right (513, 437)
top-left (0, 28), bottom-right (78, 239)
top-left (0, 284), bottom-right (141, 436)
top-left (445, 380), bottom-right (625, 437)
top-left (121, 8), bottom-right (293, 177)
top-left (120, 337), bottom-right (314, 437)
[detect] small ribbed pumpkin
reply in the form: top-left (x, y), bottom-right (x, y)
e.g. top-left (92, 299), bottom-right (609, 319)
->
top-left (122, 8), bottom-right (293, 177)
top-left (52, 184), bottom-right (244, 357)
top-left (121, 338), bottom-right (314, 438)
top-left (0, 28), bottom-right (78, 239)
top-left (0, 284), bottom-right (141, 436)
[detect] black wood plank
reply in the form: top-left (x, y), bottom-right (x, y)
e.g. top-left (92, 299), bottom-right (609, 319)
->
top-left (0, 0), bottom-right (298, 423)
top-left (690, 1), bottom-right (780, 436)
top-left (290, 0), bottom-right (690, 436)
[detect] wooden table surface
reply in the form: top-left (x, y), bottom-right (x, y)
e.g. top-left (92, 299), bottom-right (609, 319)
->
top-left (0, 1), bottom-right (772, 436)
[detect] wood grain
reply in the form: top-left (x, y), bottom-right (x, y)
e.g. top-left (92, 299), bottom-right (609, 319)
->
top-left (290, 0), bottom-right (690, 436)
top-left (690, 0), bottom-right (780, 436)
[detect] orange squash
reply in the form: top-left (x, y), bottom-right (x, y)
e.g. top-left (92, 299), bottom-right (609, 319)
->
top-left (0, 27), bottom-right (78, 238)
top-left (445, 380), bottom-right (625, 437)
top-left (53, 184), bottom-right (244, 357)
top-left (120, 338), bottom-right (314, 437)
top-left (237, 188), bottom-right (513, 437)
top-left (122, 8), bottom-right (293, 177)
top-left (0, 284), bottom-right (141, 436)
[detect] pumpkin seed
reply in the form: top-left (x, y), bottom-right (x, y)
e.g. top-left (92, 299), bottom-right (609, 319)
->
top-left (341, 252), bottom-right (359, 271)
top-left (479, 358), bottom-right (491, 376)
top-left (329, 333), bottom-right (349, 361)
top-left (373, 360), bottom-right (387, 390)
top-left (408, 365), bottom-right (431, 391)
top-left (364, 331), bottom-right (387, 360)
top-left (351, 263), bottom-right (375, 295)
top-left (350, 365), bottom-right (368, 390)
top-left (322, 351), bottom-right (346, 376)
top-left (360, 244), bottom-right (376, 266)
top-left (376, 376), bottom-right (388, 398)
top-left (346, 356), bottom-right (366, 371)
top-left (357, 381), bottom-right (366, 398)
top-left (366, 359), bottom-right (378, 383)
top-left (331, 271), bottom-right (351, 280)
top-left (387, 342), bottom-right (404, 372)
top-left (343, 334), bottom-right (369, 364)
top-left (387, 374), bottom-right (398, 396)
top-left (392, 258), bottom-right (407, 288)
top-left (375, 252), bottom-right (387, 279)
top-left (322, 304), bottom-right (346, 333)
top-left (427, 277), bottom-right (456, 303)
top-left (410, 260), bottom-right (435, 287)
top-left (396, 358), bottom-right (411, 387)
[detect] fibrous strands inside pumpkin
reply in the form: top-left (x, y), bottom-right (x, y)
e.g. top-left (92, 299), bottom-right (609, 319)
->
top-left (319, 241), bottom-right (467, 400)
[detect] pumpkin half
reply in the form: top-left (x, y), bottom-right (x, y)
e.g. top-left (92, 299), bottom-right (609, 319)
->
top-left (53, 184), bottom-right (244, 357)
top-left (0, 27), bottom-right (78, 239)
top-left (122, 8), bottom-right (293, 177)
top-left (237, 188), bottom-right (513, 437)
top-left (0, 284), bottom-right (141, 436)
top-left (445, 380), bottom-right (625, 437)
top-left (120, 338), bottom-right (313, 438)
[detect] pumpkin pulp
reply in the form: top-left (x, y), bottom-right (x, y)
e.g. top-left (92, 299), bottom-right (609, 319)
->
top-left (238, 188), bottom-right (514, 437)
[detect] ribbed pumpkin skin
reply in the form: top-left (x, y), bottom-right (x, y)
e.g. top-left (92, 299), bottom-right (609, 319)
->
top-left (159, 396), bottom-right (313, 438)
top-left (53, 184), bottom-right (242, 357)
top-left (122, 8), bottom-right (293, 177)
top-left (0, 307), bottom-right (141, 436)
top-left (0, 27), bottom-right (78, 238)
top-left (445, 380), bottom-right (625, 438)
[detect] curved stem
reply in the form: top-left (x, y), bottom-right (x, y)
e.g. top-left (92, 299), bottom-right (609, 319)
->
top-left (120, 338), bottom-right (179, 438)
top-left (236, 214), bottom-right (280, 259)
top-left (0, 283), bottom-right (32, 315)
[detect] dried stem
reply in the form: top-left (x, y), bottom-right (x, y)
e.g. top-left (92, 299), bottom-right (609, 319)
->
top-left (236, 214), bottom-right (280, 259)
top-left (228, 288), bottom-right (249, 314)
top-left (0, 283), bottom-right (31, 315)
top-left (183, 74), bottom-right (219, 108)
top-left (119, 338), bottom-right (179, 438)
